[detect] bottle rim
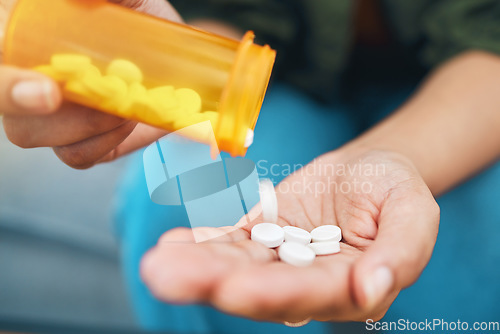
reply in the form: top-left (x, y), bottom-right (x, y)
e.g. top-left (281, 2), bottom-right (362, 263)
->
top-left (216, 31), bottom-right (276, 156)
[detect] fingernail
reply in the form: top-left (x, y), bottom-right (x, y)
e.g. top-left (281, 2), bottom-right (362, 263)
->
top-left (362, 266), bottom-right (393, 309)
top-left (11, 80), bottom-right (56, 112)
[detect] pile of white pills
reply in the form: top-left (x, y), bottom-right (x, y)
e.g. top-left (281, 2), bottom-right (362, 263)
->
top-left (252, 179), bottom-right (342, 267)
top-left (251, 223), bottom-right (342, 266)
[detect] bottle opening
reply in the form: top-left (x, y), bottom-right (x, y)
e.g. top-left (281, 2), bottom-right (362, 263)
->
top-left (216, 31), bottom-right (276, 157)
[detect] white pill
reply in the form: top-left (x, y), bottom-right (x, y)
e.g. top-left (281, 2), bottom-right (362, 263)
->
top-left (282, 226), bottom-right (311, 245)
top-left (244, 129), bottom-right (254, 148)
top-left (251, 223), bottom-right (284, 248)
top-left (308, 241), bottom-right (340, 255)
top-left (259, 179), bottom-right (278, 224)
top-left (310, 225), bottom-right (342, 243)
top-left (278, 242), bottom-right (316, 267)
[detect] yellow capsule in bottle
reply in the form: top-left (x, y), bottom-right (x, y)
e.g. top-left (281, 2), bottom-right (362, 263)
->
top-left (51, 54), bottom-right (92, 74)
top-left (106, 59), bottom-right (144, 84)
top-left (175, 88), bottom-right (202, 115)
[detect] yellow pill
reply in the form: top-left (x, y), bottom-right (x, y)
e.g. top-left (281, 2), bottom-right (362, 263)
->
top-left (119, 86), bottom-right (163, 123)
top-left (148, 86), bottom-right (183, 124)
top-left (33, 65), bottom-right (68, 82)
top-left (71, 65), bottom-right (103, 83)
top-left (64, 80), bottom-right (102, 108)
top-left (155, 104), bottom-right (184, 124)
top-left (173, 113), bottom-right (204, 129)
top-left (130, 82), bottom-right (147, 96)
top-left (175, 88), bottom-right (202, 115)
top-left (37, 62), bottom-right (102, 83)
top-left (51, 54), bottom-right (92, 74)
top-left (100, 77), bottom-right (129, 112)
top-left (118, 83), bottom-right (147, 117)
top-left (77, 73), bottom-right (128, 113)
top-left (201, 111), bottom-right (219, 128)
top-left (173, 111), bottom-right (219, 129)
top-left (130, 98), bottom-right (163, 124)
top-left (82, 74), bottom-right (128, 100)
top-left (106, 59), bottom-right (143, 84)
top-left (149, 86), bottom-right (177, 110)
top-left (78, 64), bottom-right (101, 78)
top-left (77, 71), bottom-right (101, 91)
top-left (100, 96), bottom-right (127, 113)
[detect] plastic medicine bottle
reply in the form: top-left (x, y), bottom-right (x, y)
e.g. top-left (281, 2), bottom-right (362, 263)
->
top-left (3, 0), bottom-right (276, 156)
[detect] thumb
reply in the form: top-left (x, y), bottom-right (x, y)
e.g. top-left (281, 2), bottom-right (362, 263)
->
top-left (108, 0), bottom-right (183, 23)
top-left (351, 182), bottom-right (440, 310)
top-left (0, 66), bottom-right (61, 115)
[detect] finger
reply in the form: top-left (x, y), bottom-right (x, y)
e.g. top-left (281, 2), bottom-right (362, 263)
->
top-left (145, 228), bottom-right (389, 323)
top-left (0, 66), bottom-right (62, 115)
top-left (97, 123), bottom-right (168, 163)
top-left (275, 176), bottom-right (330, 231)
top-left (157, 225), bottom-right (247, 245)
top-left (140, 227), bottom-right (277, 303)
top-left (157, 226), bottom-right (250, 246)
top-left (53, 121), bottom-right (137, 169)
top-left (3, 102), bottom-right (127, 148)
top-left (109, 0), bottom-right (183, 23)
top-left (351, 180), bottom-right (440, 310)
top-left (154, 227), bottom-right (358, 322)
top-left (210, 244), bottom-right (358, 322)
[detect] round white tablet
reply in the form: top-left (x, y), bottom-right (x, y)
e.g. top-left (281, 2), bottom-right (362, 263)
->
top-left (259, 179), bottom-right (278, 224)
top-left (278, 242), bottom-right (316, 267)
top-left (251, 223), bottom-right (284, 248)
top-left (244, 129), bottom-right (254, 148)
top-left (310, 225), bottom-right (342, 243)
top-left (282, 226), bottom-right (311, 245)
top-left (308, 241), bottom-right (340, 255)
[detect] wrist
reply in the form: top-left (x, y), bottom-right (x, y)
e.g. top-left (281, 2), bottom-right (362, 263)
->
top-left (336, 131), bottom-right (442, 193)
top-left (332, 142), bottom-right (425, 185)
top-left (335, 140), bottom-right (411, 166)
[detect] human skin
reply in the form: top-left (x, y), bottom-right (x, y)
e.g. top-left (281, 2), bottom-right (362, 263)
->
top-left (2, 0), bottom-right (500, 324)
top-left (141, 148), bottom-right (440, 322)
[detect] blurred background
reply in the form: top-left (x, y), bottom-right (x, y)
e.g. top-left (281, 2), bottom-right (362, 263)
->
top-left (0, 122), bottom-right (139, 332)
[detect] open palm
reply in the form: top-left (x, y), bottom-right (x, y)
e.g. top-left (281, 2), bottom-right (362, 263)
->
top-left (140, 149), bottom-right (440, 323)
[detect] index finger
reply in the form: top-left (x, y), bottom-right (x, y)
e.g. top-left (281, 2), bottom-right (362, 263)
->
top-left (140, 226), bottom-right (277, 304)
top-left (210, 243), bottom-right (369, 322)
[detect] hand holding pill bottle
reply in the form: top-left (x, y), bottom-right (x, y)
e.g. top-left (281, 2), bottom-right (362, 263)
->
top-left (3, 0), bottom-right (275, 156)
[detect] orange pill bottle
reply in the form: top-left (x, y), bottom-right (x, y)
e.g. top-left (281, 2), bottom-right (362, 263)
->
top-left (3, 0), bottom-right (275, 156)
